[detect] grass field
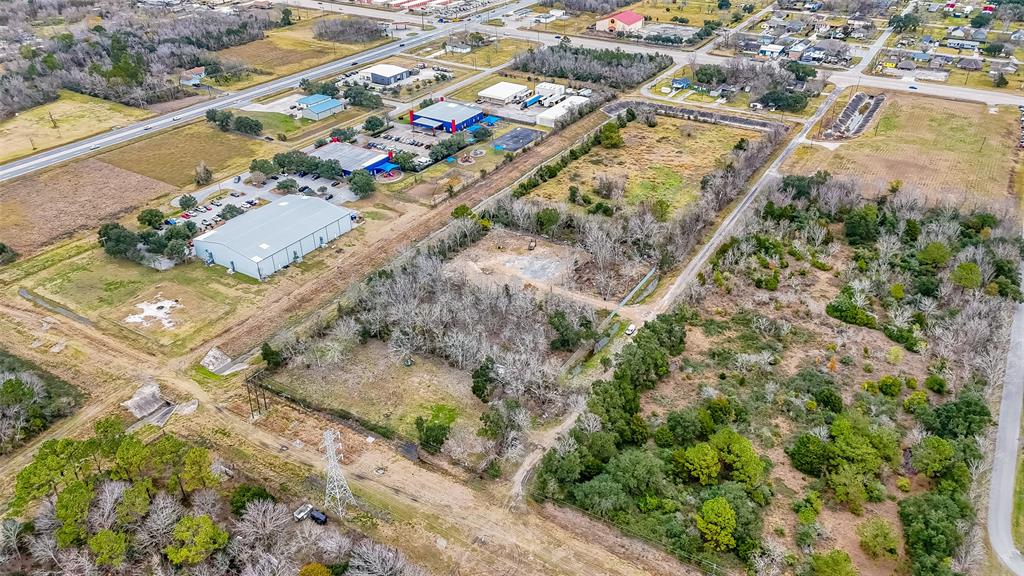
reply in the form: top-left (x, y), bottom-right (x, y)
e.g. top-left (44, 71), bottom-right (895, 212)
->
top-left (213, 16), bottom-right (393, 89)
top-left (411, 37), bottom-right (538, 67)
top-left (528, 11), bottom-right (599, 34)
top-left (782, 92), bottom-right (1022, 206)
top-left (98, 122), bottom-right (287, 188)
top-left (626, 0), bottom-right (759, 27)
top-left (267, 339), bottom-right (485, 439)
top-left (0, 90), bottom-right (152, 164)
top-left (0, 159), bottom-right (176, 257)
top-left (230, 111), bottom-right (312, 136)
top-left (529, 116), bottom-right (760, 216)
top-left (18, 245), bottom-right (266, 352)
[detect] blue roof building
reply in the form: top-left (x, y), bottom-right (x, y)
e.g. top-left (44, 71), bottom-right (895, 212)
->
top-left (412, 101), bottom-right (485, 133)
top-left (302, 98), bottom-right (345, 121)
top-left (298, 94), bottom-right (331, 107)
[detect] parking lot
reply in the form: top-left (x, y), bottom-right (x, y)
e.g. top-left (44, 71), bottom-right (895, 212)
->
top-left (359, 122), bottom-right (443, 166)
top-left (241, 93), bottom-right (306, 115)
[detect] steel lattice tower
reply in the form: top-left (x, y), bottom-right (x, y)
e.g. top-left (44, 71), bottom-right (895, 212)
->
top-left (322, 429), bottom-right (354, 515)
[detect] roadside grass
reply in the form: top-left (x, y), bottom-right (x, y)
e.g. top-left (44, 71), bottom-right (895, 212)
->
top-left (0, 90), bottom-right (152, 164)
top-left (930, 66), bottom-right (1024, 91)
top-left (97, 121), bottom-right (287, 187)
top-left (528, 11), bottom-right (600, 34)
top-left (782, 92), bottom-right (1020, 203)
top-left (626, 0), bottom-right (757, 27)
top-left (213, 16), bottom-right (394, 90)
top-left (527, 116), bottom-right (759, 217)
top-left (231, 111), bottom-right (312, 136)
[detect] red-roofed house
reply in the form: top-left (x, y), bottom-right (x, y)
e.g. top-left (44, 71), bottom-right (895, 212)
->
top-left (596, 9), bottom-right (645, 33)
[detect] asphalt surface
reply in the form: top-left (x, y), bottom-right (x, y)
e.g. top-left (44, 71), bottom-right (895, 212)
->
top-left (989, 272), bottom-right (1024, 575)
top-left (0, 0), bottom-right (538, 183)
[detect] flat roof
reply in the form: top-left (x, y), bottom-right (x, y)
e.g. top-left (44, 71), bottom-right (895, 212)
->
top-left (194, 195), bottom-right (354, 262)
top-left (478, 81), bottom-right (529, 100)
top-left (363, 63), bottom-right (409, 78)
top-left (310, 142), bottom-right (388, 173)
top-left (298, 94), bottom-right (330, 106)
top-left (308, 98), bottom-right (343, 113)
top-left (415, 101), bottom-right (483, 125)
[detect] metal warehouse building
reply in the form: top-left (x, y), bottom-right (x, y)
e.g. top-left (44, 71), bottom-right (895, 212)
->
top-left (361, 63), bottom-right (414, 86)
top-left (194, 195), bottom-right (355, 280)
top-left (412, 101), bottom-right (485, 133)
top-left (477, 81), bottom-right (530, 104)
top-left (311, 142), bottom-right (391, 175)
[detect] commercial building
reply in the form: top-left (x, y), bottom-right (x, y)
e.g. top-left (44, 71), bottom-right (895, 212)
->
top-left (361, 63), bottom-right (414, 86)
top-left (534, 82), bottom-right (565, 99)
top-left (297, 94), bottom-right (331, 108)
top-left (477, 81), bottom-right (530, 104)
top-left (302, 98), bottom-right (345, 121)
top-left (311, 142), bottom-right (391, 175)
top-left (412, 101), bottom-right (485, 133)
top-left (595, 10), bottom-right (645, 33)
top-left (536, 95), bottom-right (589, 128)
top-left (194, 196), bottom-right (356, 280)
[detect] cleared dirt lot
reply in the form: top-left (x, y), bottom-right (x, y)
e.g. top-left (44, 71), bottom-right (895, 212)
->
top-left (98, 121), bottom-right (287, 188)
top-left (0, 159), bottom-right (176, 256)
top-left (0, 90), bottom-right (152, 164)
top-left (782, 92), bottom-right (1022, 208)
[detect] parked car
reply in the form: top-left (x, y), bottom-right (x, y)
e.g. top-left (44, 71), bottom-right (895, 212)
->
top-left (625, 324), bottom-right (637, 336)
top-left (180, 213), bottom-right (191, 219)
top-left (309, 510), bottom-right (327, 525)
top-left (330, 181), bottom-right (341, 187)
top-left (264, 136), bottom-right (274, 141)
top-left (230, 191), bottom-right (243, 197)
top-left (233, 175), bottom-right (241, 183)
top-left (212, 200), bottom-right (222, 206)
top-left (325, 194), bottom-right (334, 200)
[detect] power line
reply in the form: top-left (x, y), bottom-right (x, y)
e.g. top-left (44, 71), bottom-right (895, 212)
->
top-left (322, 429), bottom-right (354, 516)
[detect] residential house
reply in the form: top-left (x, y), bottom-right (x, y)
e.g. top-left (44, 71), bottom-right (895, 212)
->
top-left (179, 66), bottom-right (206, 86)
top-left (758, 43), bottom-right (786, 59)
top-left (897, 59), bottom-right (917, 70)
top-left (921, 34), bottom-right (933, 45)
top-left (948, 26), bottom-right (967, 39)
top-left (910, 51), bottom-right (932, 62)
top-left (970, 28), bottom-right (988, 42)
top-left (946, 39), bottom-right (980, 49)
top-left (957, 57), bottom-right (983, 70)
top-left (1011, 29), bottom-right (1024, 42)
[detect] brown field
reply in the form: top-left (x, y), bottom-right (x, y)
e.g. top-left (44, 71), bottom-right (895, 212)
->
top-left (782, 92), bottom-right (1022, 208)
top-left (0, 159), bottom-right (176, 256)
top-left (528, 116), bottom-right (761, 216)
top-left (214, 16), bottom-right (394, 89)
top-left (97, 121), bottom-right (287, 188)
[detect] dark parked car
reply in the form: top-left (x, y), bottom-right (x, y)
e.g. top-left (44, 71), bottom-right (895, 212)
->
top-left (299, 185), bottom-right (312, 193)
top-left (309, 510), bottom-right (327, 525)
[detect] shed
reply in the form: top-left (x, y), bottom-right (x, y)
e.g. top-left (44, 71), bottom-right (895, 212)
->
top-left (194, 196), bottom-right (356, 280)
top-left (311, 142), bottom-right (390, 175)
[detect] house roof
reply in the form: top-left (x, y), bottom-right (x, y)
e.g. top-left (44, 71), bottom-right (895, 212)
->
top-left (602, 9), bottom-right (644, 25)
top-left (194, 195), bottom-right (354, 263)
top-left (307, 99), bottom-right (343, 114)
top-left (180, 66), bottom-right (205, 77)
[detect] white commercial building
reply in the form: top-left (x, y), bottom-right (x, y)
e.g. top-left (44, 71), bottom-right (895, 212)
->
top-left (536, 95), bottom-right (589, 128)
top-left (194, 195), bottom-right (355, 280)
top-left (361, 63), bottom-right (414, 86)
top-left (477, 81), bottom-right (530, 104)
top-left (534, 82), bottom-right (565, 98)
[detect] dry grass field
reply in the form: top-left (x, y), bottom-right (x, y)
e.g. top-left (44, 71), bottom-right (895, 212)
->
top-left (410, 37), bottom-right (539, 67)
top-left (98, 121), bottom-right (287, 187)
top-left (214, 16), bottom-right (393, 89)
top-left (0, 90), bottom-right (152, 163)
top-left (529, 116), bottom-right (761, 216)
top-left (0, 159), bottom-right (176, 256)
top-left (782, 93), bottom-right (1022, 206)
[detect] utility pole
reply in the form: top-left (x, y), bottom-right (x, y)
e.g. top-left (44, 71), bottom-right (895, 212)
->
top-left (322, 429), bottom-right (355, 516)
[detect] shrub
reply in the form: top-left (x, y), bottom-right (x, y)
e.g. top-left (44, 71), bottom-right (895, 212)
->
top-left (229, 485), bottom-right (275, 516)
top-left (696, 496), bottom-right (736, 551)
top-left (415, 416), bottom-right (451, 454)
top-left (951, 262), bottom-right (982, 290)
top-left (924, 374), bottom-right (947, 394)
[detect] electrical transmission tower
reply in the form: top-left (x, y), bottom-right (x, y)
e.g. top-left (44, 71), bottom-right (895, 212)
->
top-left (321, 429), bottom-right (354, 516)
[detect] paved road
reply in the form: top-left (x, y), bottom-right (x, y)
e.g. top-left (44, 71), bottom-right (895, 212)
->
top-left (0, 0), bottom-right (538, 183)
top-left (989, 272), bottom-right (1024, 575)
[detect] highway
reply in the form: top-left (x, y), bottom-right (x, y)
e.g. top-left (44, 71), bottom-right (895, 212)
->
top-left (0, 0), bottom-right (538, 183)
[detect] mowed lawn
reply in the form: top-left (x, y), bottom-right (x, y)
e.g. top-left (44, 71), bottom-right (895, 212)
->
top-left (782, 93), bottom-right (1021, 203)
top-left (98, 122), bottom-right (287, 187)
top-left (529, 117), bottom-right (760, 215)
top-left (0, 90), bottom-right (152, 163)
top-left (214, 16), bottom-right (393, 89)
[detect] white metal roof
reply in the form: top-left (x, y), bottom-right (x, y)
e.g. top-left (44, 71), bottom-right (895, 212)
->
top-left (310, 142), bottom-right (388, 173)
top-left (194, 195), bottom-right (354, 261)
top-left (363, 63), bottom-right (410, 78)
top-left (478, 81), bottom-right (530, 100)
